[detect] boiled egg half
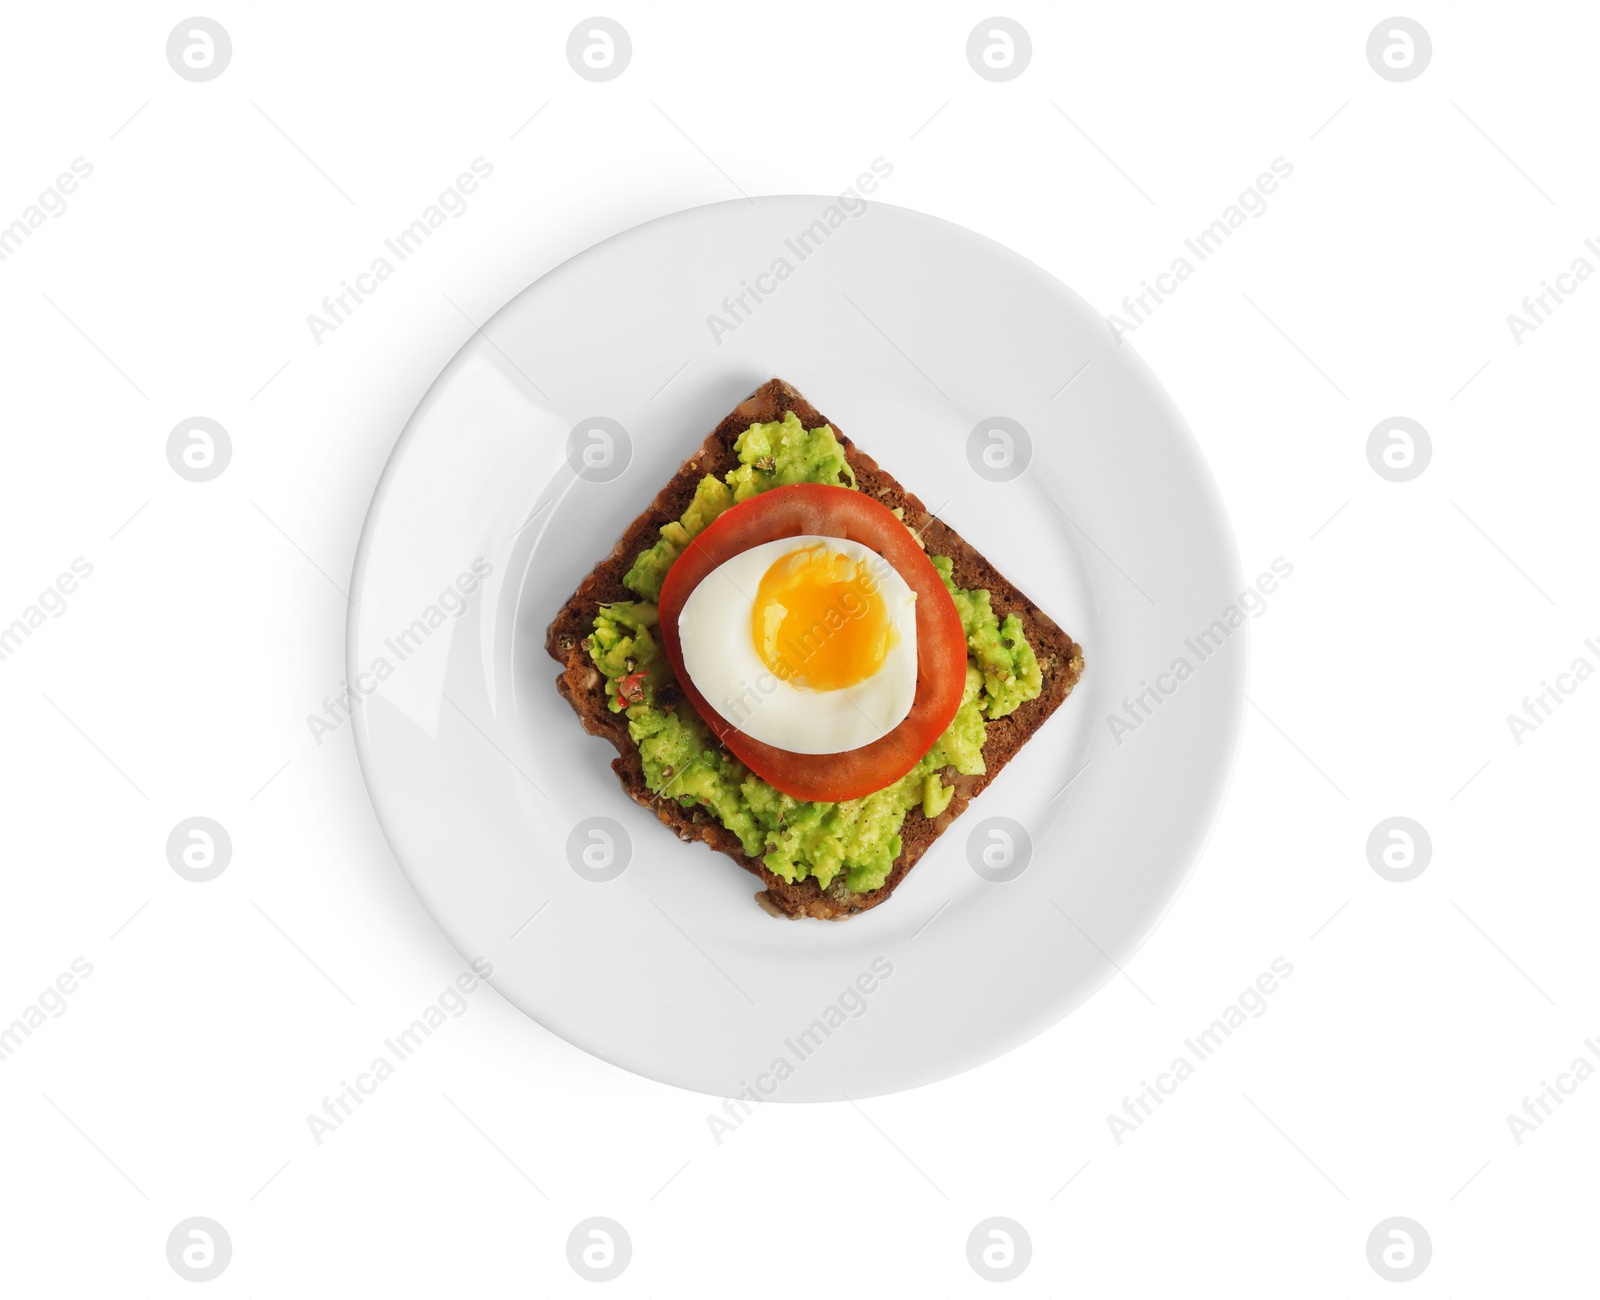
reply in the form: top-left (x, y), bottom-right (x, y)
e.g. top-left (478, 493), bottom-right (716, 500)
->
top-left (676, 535), bottom-right (919, 755)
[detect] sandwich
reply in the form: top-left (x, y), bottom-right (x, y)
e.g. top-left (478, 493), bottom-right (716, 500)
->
top-left (546, 379), bottom-right (1084, 918)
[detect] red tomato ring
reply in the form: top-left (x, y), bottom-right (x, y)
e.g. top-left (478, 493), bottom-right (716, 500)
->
top-left (657, 484), bottom-right (967, 803)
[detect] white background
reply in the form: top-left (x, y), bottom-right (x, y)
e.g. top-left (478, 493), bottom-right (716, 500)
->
top-left (2, 2), bottom-right (1595, 1293)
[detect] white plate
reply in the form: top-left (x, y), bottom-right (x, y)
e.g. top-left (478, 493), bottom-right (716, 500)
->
top-left (349, 197), bottom-right (1245, 1101)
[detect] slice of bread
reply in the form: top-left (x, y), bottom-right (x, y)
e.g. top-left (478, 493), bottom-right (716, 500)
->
top-left (545, 379), bottom-right (1084, 919)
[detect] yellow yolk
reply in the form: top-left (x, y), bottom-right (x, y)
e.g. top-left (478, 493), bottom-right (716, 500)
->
top-left (751, 543), bottom-right (893, 691)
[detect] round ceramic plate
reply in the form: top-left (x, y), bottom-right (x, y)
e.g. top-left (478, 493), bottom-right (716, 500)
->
top-left (349, 197), bottom-right (1245, 1100)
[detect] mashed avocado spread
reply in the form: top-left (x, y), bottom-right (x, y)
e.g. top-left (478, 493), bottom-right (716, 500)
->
top-left (585, 411), bottom-right (1041, 895)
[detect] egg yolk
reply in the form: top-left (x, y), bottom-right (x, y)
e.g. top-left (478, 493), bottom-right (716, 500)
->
top-left (751, 544), bottom-right (894, 690)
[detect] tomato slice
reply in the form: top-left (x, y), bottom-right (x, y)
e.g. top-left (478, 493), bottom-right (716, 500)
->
top-left (657, 484), bottom-right (967, 803)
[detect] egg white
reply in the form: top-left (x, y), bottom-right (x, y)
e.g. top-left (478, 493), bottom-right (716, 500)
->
top-left (676, 535), bottom-right (920, 756)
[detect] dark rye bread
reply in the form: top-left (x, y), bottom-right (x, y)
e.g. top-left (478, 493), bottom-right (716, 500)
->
top-left (545, 379), bottom-right (1084, 920)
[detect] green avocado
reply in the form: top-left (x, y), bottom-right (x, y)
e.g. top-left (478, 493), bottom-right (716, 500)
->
top-left (932, 555), bottom-right (1043, 718)
top-left (586, 414), bottom-right (1040, 896)
top-left (622, 411), bottom-right (853, 601)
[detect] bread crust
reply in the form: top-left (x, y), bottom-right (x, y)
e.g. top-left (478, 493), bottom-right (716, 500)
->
top-left (545, 379), bottom-right (1084, 919)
